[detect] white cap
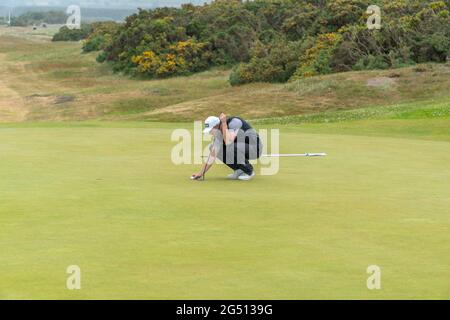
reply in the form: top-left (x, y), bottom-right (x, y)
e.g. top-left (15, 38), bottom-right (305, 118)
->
top-left (203, 116), bottom-right (220, 134)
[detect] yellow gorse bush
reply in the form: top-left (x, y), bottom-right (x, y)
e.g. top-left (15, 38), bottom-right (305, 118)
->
top-left (132, 51), bottom-right (161, 73)
top-left (132, 39), bottom-right (209, 77)
top-left (291, 33), bottom-right (342, 80)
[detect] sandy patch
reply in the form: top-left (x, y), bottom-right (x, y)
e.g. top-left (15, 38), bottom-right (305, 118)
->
top-left (0, 54), bottom-right (29, 122)
top-left (366, 77), bottom-right (397, 89)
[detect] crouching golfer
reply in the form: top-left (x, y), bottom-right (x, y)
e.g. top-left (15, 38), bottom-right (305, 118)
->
top-left (191, 113), bottom-right (263, 181)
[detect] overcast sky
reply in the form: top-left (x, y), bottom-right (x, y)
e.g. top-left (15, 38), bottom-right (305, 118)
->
top-left (0, 0), bottom-right (211, 8)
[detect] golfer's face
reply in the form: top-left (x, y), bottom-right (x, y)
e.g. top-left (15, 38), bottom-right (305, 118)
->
top-left (211, 126), bottom-right (219, 136)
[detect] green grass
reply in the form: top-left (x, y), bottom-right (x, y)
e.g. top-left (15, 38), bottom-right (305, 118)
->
top-left (254, 99), bottom-right (450, 124)
top-left (0, 121), bottom-right (449, 299)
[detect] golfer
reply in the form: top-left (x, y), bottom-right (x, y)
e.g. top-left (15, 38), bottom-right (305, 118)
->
top-left (191, 113), bottom-right (263, 181)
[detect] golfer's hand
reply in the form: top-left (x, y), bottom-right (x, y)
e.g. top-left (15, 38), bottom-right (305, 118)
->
top-left (191, 173), bottom-right (203, 180)
top-left (219, 112), bottom-right (227, 123)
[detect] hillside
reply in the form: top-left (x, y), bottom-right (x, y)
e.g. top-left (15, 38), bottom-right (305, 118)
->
top-left (0, 27), bottom-right (449, 124)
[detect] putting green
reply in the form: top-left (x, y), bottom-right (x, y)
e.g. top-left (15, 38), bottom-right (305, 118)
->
top-left (0, 122), bottom-right (449, 299)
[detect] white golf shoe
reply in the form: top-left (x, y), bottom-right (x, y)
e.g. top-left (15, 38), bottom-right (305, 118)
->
top-left (227, 169), bottom-right (244, 180)
top-left (238, 171), bottom-right (255, 181)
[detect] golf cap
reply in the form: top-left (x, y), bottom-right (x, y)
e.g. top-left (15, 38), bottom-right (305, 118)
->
top-left (203, 116), bottom-right (220, 134)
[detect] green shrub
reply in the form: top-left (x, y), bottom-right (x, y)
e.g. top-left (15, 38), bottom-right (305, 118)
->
top-left (353, 55), bottom-right (389, 70)
top-left (82, 35), bottom-right (104, 52)
top-left (130, 39), bottom-right (211, 78)
top-left (290, 33), bottom-right (342, 80)
top-left (82, 22), bottom-right (120, 53)
top-left (229, 39), bottom-right (308, 85)
top-left (229, 63), bottom-right (252, 86)
top-left (96, 51), bottom-right (108, 63)
top-left (52, 25), bottom-right (92, 42)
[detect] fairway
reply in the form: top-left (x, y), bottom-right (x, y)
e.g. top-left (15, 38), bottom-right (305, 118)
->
top-left (1, 122), bottom-right (449, 299)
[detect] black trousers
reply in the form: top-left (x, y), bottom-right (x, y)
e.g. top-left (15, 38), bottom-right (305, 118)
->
top-left (216, 137), bottom-right (263, 175)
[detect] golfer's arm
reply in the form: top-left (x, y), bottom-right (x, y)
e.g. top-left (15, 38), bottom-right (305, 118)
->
top-left (221, 121), bottom-right (236, 145)
top-left (201, 150), bottom-right (216, 175)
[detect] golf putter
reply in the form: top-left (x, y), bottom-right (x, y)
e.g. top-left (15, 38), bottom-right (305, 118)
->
top-left (201, 152), bottom-right (211, 181)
